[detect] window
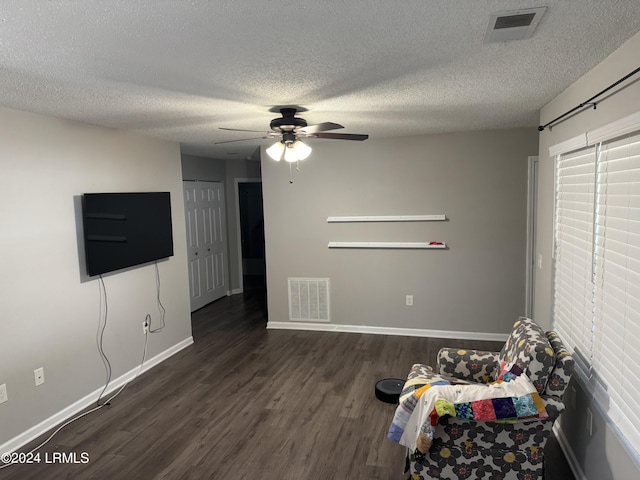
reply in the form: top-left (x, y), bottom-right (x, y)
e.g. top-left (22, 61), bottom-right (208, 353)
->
top-left (554, 146), bottom-right (596, 378)
top-left (592, 134), bottom-right (640, 445)
top-left (553, 118), bottom-right (640, 462)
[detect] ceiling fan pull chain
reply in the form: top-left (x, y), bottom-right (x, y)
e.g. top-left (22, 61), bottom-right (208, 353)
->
top-left (296, 160), bottom-right (301, 172)
top-left (289, 162), bottom-right (293, 184)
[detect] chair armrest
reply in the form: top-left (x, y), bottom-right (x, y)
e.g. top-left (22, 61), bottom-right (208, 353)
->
top-left (436, 348), bottom-right (500, 383)
top-left (541, 395), bottom-right (566, 421)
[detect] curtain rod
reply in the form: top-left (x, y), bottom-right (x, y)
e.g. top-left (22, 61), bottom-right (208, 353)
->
top-left (538, 66), bottom-right (640, 132)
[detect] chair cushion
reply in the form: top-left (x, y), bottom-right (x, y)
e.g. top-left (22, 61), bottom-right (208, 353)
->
top-left (499, 318), bottom-right (555, 394)
top-left (389, 372), bottom-right (548, 453)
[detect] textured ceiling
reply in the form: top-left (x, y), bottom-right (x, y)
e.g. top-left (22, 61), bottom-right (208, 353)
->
top-left (1, 1), bottom-right (639, 159)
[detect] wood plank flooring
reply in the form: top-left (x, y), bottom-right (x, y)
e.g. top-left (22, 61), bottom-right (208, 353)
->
top-left (1, 290), bottom-right (574, 479)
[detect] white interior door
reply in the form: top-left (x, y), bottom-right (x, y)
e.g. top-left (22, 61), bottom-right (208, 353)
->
top-left (184, 181), bottom-right (228, 311)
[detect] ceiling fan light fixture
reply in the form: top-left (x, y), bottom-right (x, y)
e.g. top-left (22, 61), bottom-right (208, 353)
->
top-left (283, 146), bottom-right (298, 163)
top-left (266, 141), bottom-right (285, 161)
top-left (267, 139), bottom-right (312, 162)
top-left (290, 140), bottom-right (312, 161)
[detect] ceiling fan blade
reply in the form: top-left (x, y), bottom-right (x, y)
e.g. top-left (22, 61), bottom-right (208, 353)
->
top-left (310, 132), bottom-right (369, 141)
top-left (214, 136), bottom-right (270, 144)
top-left (220, 127), bottom-right (270, 133)
top-left (298, 122), bottom-right (344, 134)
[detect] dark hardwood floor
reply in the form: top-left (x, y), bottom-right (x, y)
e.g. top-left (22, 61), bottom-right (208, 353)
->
top-left (1, 290), bottom-right (574, 479)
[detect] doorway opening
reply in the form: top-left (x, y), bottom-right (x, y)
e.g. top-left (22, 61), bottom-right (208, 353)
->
top-left (236, 180), bottom-right (266, 292)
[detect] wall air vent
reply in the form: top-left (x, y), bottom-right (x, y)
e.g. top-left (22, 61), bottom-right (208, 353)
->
top-left (484, 7), bottom-right (547, 44)
top-left (288, 277), bottom-right (330, 322)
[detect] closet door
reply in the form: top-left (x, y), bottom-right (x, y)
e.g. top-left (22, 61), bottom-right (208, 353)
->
top-left (184, 181), bottom-right (228, 311)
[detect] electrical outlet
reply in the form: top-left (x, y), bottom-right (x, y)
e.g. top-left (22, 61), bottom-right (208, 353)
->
top-left (405, 295), bottom-right (414, 306)
top-left (143, 320), bottom-right (148, 334)
top-left (34, 367), bottom-right (44, 387)
top-left (0, 384), bottom-right (8, 404)
top-left (537, 253), bottom-right (543, 269)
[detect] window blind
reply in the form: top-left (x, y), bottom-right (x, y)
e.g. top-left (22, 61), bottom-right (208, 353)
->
top-left (592, 133), bottom-right (640, 449)
top-left (553, 131), bottom-right (640, 461)
top-left (553, 146), bottom-right (596, 378)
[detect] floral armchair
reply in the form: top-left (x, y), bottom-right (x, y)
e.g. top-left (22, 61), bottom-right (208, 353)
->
top-left (388, 317), bottom-right (574, 479)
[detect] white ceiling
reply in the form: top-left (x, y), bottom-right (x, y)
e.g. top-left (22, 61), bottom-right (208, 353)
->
top-left (1, 1), bottom-right (639, 159)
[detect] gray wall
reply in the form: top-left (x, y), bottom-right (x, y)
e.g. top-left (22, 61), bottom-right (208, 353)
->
top-left (180, 154), bottom-right (262, 293)
top-left (181, 154), bottom-right (226, 181)
top-left (0, 107), bottom-right (192, 448)
top-left (261, 128), bottom-right (538, 335)
top-left (535, 30), bottom-right (640, 480)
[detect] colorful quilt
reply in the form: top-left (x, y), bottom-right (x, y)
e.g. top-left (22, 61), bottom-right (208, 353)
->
top-left (387, 370), bottom-right (547, 454)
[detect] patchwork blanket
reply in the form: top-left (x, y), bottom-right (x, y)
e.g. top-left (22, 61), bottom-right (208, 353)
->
top-left (387, 370), bottom-right (547, 453)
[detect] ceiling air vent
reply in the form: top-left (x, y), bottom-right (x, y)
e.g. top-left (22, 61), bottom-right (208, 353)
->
top-left (484, 7), bottom-right (547, 44)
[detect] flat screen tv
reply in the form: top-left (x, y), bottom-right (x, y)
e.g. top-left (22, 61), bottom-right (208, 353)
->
top-left (82, 192), bottom-right (174, 277)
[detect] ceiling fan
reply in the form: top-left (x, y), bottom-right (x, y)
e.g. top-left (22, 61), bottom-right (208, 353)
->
top-left (216, 107), bottom-right (368, 162)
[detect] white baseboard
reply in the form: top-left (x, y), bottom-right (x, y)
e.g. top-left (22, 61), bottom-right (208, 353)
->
top-left (0, 336), bottom-right (194, 456)
top-left (553, 423), bottom-right (587, 480)
top-left (229, 288), bottom-right (243, 295)
top-left (266, 321), bottom-right (508, 342)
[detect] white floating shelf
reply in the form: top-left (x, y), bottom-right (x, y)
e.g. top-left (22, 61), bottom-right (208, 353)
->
top-left (327, 215), bottom-right (446, 223)
top-left (328, 242), bottom-right (446, 249)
